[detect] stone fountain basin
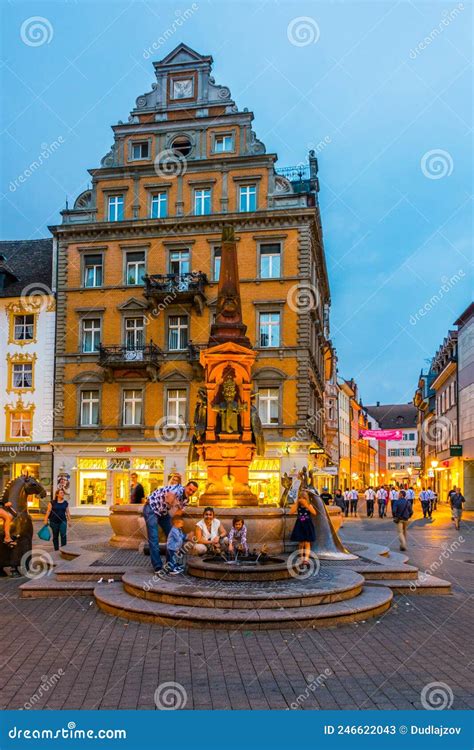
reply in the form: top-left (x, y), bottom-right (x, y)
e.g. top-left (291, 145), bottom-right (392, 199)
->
top-left (109, 503), bottom-right (342, 551)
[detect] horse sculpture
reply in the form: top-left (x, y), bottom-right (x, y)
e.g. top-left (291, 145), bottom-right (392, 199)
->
top-left (0, 475), bottom-right (47, 576)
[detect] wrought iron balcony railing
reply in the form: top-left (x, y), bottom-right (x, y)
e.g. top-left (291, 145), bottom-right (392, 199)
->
top-left (98, 343), bottom-right (162, 368)
top-left (144, 272), bottom-right (208, 314)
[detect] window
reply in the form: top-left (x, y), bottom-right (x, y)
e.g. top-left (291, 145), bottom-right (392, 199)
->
top-left (258, 388), bottom-right (279, 425)
top-left (108, 195), bottom-right (124, 222)
top-left (213, 248), bottom-right (221, 281)
top-left (124, 317), bottom-right (144, 350)
top-left (123, 389), bottom-right (143, 426)
top-left (259, 244), bottom-right (281, 278)
top-left (168, 315), bottom-right (188, 350)
top-left (214, 134), bottom-right (233, 153)
top-left (125, 251), bottom-right (145, 285)
top-left (13, 363), bottom-right (33, 389)
top-left (82, 319), bottom-right (101, 353)
top-left (132, 141), bottom-right (149, 160)
top-left (259, 312), bottom-right (280, 347)
top-left (14, 315), bottom-right (34, 341)
top-left (239, 185), bottom-right (257, 212)
top-left (194, 188), bottom-right (211, 216)
top-left (169, 250), bottom-right (190, 276)
top-left (171, 136), bottom-right (192, 156)
top-left (80, 390), bottom-right (99, 426)
top-left (83, 254), bottom-right (103, 288)
top-left (10, 411), bottom-right (32, 439)
top-left (167, 389), bottom-right (187, 425)
top-left (150, 192), bottom-right (167, 219)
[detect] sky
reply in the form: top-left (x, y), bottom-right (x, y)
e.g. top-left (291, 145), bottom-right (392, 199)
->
top-left (1, 0), bottom-right (472, 405)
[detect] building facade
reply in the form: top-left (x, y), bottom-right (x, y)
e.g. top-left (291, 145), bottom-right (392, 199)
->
top-left (0, 240), bottom-right (55, 510)
top-left (49, 44), bottom-right (332, 515)
top-left (456, 304), bottom-right (474, 507)
top-left (337, 379), bottom-right (351, 489)
top-left (366, 403), bottom-right (420, 487)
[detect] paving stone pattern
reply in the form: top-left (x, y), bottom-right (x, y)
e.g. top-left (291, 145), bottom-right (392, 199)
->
top-left (0, 506), bottom-right (472, 710)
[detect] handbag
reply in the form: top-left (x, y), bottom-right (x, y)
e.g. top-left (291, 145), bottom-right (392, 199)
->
top-left (37, 524), bottom-right (51, 541)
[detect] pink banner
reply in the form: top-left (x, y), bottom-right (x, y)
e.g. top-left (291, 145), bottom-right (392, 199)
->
top-left (359, 429), bottom-right (403, 441)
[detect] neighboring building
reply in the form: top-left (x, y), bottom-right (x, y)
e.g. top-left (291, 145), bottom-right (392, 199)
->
top-left (337, 379), bottom-right (351, 489)
top-left (430, 331), bottom-right (459, 500)
top-left (49, 44), bottom-right (332, 515)
top-left (455, 304), bottom-right (474, 508)
top-left (0, 240), bottom-right (55, 510)
top-left (413, 367), bottom-right (437, 488)
top-left (365, 403), bottom-right (420, 486)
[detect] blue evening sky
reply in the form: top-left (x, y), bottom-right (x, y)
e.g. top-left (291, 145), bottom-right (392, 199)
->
top-left (1, 0), bottom-right (472, 405)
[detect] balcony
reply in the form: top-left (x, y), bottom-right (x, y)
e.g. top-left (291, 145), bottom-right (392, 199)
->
top-left (187, 342), bottom-right (206, 380)
top-left (98, 343), bottom-right (162, 382)
top-left (144, 272), bottom-right (208, 315)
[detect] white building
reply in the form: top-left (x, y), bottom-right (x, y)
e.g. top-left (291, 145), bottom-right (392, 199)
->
top-left (366, 403), bottom-right (421, 486)
top-left (0, 240), bottom-right (55, 510)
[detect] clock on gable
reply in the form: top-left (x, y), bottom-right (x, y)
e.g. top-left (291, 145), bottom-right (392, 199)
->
top-left (171, 78), bottom-right (194, 100)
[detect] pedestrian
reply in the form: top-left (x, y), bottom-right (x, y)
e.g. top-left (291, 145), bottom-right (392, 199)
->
top-left (320, 487), bottom-right (333, 505)
top-left (447, 487), bottom-right (456, 505)
top-left (289, 490), bottom-right (317, 568)
top-left (333, 488), bottom-right (346, 515)
top-left (364, 486), bottom-right (375, 517)
top-left (392, 489), bottom-right (413, 551)
top-left (44, 489), bottom-right (71, 551)
top-left (166, 517), bottom-right (189, 574)
top-left (376, 485), bottom-right (388, 518)
top-left (130, 472), bottom-right (145, 504)
top-left (406, 486), bottom-right (415, 502)
top-left (450, 487), bottom-right (465, 530)
top-left (349, 487), bottom-right (359, 516)
top-left (430, 488), bottom-right (438, 511)
top-left (389, 485), bottom-right (399, 517)
top-left (419, 487), bottom-right (432, 519)
top-left (143, 480), bottom-right (198, 573)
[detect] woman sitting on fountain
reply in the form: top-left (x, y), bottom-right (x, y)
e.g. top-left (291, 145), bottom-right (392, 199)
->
top-left (0, 501), bottom-right (16, 547)
top-left (228, 517), bottom-right (249, 556)
top-left (289, 490), bottom-right (317, 567)
top-left (193, 507), bottom-right (228, 555)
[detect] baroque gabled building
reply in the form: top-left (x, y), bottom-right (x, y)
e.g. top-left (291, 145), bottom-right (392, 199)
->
top-left (0, 239), bottom-right (55, 510)
top-left (49, 43), bottom-right (331, 515)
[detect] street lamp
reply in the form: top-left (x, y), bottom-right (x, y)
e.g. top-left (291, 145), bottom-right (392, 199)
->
top-left (431, 460), bottom-right (439, 469)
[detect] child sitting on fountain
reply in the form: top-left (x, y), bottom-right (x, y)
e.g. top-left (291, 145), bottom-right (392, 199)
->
top-left (228, 517), bottom-right (249, 556)
top-left (0, 500), bottom-right (16, 547)
top-left (166, 517), bottom-right (191, 575)
top-left (289, 490), bottom-right (317, 568)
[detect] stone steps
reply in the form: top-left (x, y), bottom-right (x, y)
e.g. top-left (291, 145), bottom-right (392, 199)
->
top-left (94, 582), bottom-right (393, 629)
top-left (122, 569), bottom-right (364, 609)
top-left (20, 577), bottom-right (96, 597)
top-left (366, 574), bottom-right (452, 595)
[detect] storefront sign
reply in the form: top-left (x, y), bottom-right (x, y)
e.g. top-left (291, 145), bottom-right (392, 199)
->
top-left (106, 446), bottom-right (131, 453)
top-left (450, 444), bottom-right (463, 457)
top-left (359, 429), bottom-right (403, 441)
top-left (0, 445), bottom-right (41, 452)
top-left (309, 447), bottom-right (324, 454)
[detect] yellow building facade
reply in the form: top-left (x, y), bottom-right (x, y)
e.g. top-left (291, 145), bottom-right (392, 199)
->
top-left (50, 44), bottom-right (331, 514)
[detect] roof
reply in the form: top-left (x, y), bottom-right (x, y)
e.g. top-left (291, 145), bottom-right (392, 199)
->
top-left (0, 239), bottom-right (53, 298)
top-left (454, 302), bottom-right (474, 327)
top-left (365, 403), bottom-right (418, 430)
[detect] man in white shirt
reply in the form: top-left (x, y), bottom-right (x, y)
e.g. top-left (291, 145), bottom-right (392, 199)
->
top-left (349, 488), bottom-right (359, 516)
top-left (405, 486), bottom-right (415, 501)
top-left (389, 486), bottom-right (399, 517)
top-left (376, 486), bottom-right (388, 518)
top-left (343, 489), bottom-right (351, 517)
top-left (364, 487), bottom-right (376, 517)
top-left (419, 488), bottom-right (432, 519)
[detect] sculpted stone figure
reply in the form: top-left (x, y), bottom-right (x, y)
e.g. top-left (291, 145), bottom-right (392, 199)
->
top-left (250, 392), bottom-right (265, 457)
top-left (188, 387), bottom-right (207, 464)
top-left (213, 375), bottom-right (246, 434)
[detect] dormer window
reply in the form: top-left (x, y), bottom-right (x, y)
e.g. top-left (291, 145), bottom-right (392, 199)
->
top-left (131, 141), bottom-right (149, 160)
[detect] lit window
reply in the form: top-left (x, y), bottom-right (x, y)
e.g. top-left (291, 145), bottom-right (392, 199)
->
top-left (239, 185), bottom-right (256, 212)
top-left (82, 319), bottom-right (101, 353)
top-left (108, 195), bottom-right (124, 222)
top-left (13, 363), bottom-right (33, 389)
top-left (194, 189), bottom-right (211, 216)
top-left (150, 192), bottom-right (167, 219)
top-left (125, 251), bottom-right (145, 285)
top-left (84, 254), bottom-right (103, 287)
top-left (80, 390), bottom-right (99, 426)
top-left (123, 389), bottom-right (143, 426)
top-left (260, 244), bottom-right (281, 278)
top-left (10, 411), bottom-right (32, 439)
top-left (258, 388), bottom-right (279, 425)
top-left (14, 315), bottom-right (34, 341)
top-left (214, 134), bottom-right (233, 153)
top-left (132, 142), bottom-right (149, 160)
top-left (168, 316), bottom-right (188, 351)
top-left (167, 389), bottom-right (187, 425)
top-left (259, 312), bottom-right (280, 347)
top-left (213, 248), bottom-right (221, 280)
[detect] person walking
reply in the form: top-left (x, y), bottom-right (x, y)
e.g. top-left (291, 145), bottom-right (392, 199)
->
top-left (349, 487), bottom-right (359, 516)
top-left (333, 488), bottom-right (346, 515)
top-left (419, 487), bottom-right (432, 519)
top-left (44, 489), bottom-right (71, 551)
top-left (430, 488), bottom-right (438, 512)
top-left (343, 488), bottom-right (351, 517)
top-left (143, 480), bottom-right (198, 572)
top-left (450, 487), bottom-right (465, 530)
top-left (364, 486), bottom-right (375, 517)
top-left (320, 487), bottom-right (333, 506)
top-left (376, 486), bottom-right (388, 518)
top-left (130, 472), bottom-right (145, 504)
top-left (389, 486), bottom-right (399, 517)
top-left (392, 489), bottom-right (413, 551)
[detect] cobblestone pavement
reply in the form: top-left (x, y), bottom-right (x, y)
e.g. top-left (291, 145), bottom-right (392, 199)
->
top-left (0, 505), bottom-right (472, 710)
